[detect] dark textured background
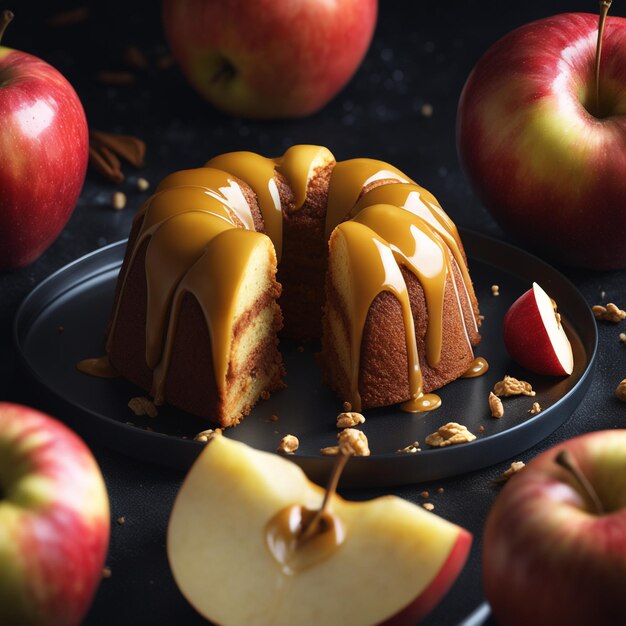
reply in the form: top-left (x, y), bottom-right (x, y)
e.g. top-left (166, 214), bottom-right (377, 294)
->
top-left (1, 1), bottom-right (625, 624)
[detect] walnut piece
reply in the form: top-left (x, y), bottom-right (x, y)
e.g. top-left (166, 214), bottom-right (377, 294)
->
top-left (592, 303), bottom-right (626, 323)
top-left (128, 396), bottom-right (158, 418)
top-left (495, 461), bottom-right (526, 483)
top-left (277, 434), bottom-right (299, 454)
top-left (397, 441), bottom-right (421, 454)
top-left (493, 375), bottom-right (536, 397)
top-left (194, 428), bottom-right (222, 443)
top-left (616, 379), bottom-right (626, 403)
top-left (425, 422), bottom-right (477, 447)
top-left (338, 428), bottom-right (370, 457)
top-left (336, 411), bottom-right (365, 428)
top-left (529, 402), bottom-right (542, 415)
top-left (320, 446), bottom-right (340, 456)
top-left (488, 392), bottom-right (504, 418)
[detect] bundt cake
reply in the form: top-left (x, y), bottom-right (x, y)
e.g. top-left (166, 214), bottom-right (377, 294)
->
top-left (104, 145), bottom-right (481, 427)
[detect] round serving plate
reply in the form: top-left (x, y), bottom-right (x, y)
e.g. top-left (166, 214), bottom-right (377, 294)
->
top-left (14, 230), bottom-right (597, 487)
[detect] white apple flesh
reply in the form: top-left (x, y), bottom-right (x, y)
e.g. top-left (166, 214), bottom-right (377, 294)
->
top-left (168, 435), bottom-right (471, 626)
top-left (0, 403), bottom-right (110, 626)
top-left (457, 13), bottom-right (626, 269)
top-left (503, 282), bottom-right (574, 376)
top-left (483, 430), bottom-right (626, 626)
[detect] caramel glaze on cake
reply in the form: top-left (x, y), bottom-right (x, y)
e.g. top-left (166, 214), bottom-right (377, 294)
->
top-left (103, 146), bottom-right (481, 427)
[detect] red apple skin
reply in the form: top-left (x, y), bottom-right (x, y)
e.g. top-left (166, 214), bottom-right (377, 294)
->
top-left (0, 403), bottom-right (110, 626)
top-left (503, 288), bottom-right (569, 376)
top-left (457, 13), bottom-right (626, 270)
top-left (162, 0), bottom-right (377, 119)
top-left (382, 529), bottom-right (472, 625)
top-left (0, 47), bottom-right (88, 270)
top-left (483, 430), bottom-right (626, 626)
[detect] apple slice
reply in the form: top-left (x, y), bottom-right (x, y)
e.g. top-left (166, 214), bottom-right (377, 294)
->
top-left (503, 282), bottom-right (574, 376)
top-left (167, 435), bottom-right (471, 626)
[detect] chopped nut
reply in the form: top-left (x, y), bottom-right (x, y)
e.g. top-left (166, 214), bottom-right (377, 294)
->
top-left (128, 396), bottom-right (158, 417)
top-left (336, 411), bottom-right (365, 428)
top-left (112, 191), bottom-right (127, 211)
top-left (277, 434), bottom-right (299, 454)
top-left (420, 103), bottom-right (433, 117)
top-left (495, 461), bottom-right (526, 483)
top-left (616, 379), bottom-right (626, 403)
top-left (102, 566), bottom-right (112, 579)
top-left (493, 375), bottom-right (536, 397)
top-left (320, 446), bottom-right (340, 456)
top-left (436, 487), bottom-right (444, 494)
top-left (420, 490), bottom-right (429, 498)
top-left (425, 422), bottom-right (476, 447)
top-left (337, 428), bottom-right (370, 457)
top-left (479, 425), bottom-right (485, 433)
top-left (529, 402), bottom-right (542, 415)
top-left (137, 177), bottom-right (150, 191)
top-left (489, 392), bottom-right (504, 418)
top-left (194, 428), bottom-right (222, 443)
top-left (91, 130), bottom-right (146, 168)
top-left (260, 390), bottom-right (271, 401)
top-left (342, 401), bottom-right (352, 411)
top-left (619, 333), bottom-right (626, 344)
top-left (116, 516), bottom-right (126, 525)
top-left (397, 441), bottom-right (420, 453)
top-left (491, 284), bottom-right (500, 296)
top-left (592, 303), bottom-right (626, 323)
top-left (422, 502), bottom-right (435, 511)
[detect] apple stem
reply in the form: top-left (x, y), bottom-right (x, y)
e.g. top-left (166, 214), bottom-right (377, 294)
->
top-left (555, 450), bottom-right (604, 515)
top-left (299, 453), bottom-right (350, 542)
top-left (594, 0), bottom-right (612, 117)
top-left (0, 10), bottom-right (14, 46)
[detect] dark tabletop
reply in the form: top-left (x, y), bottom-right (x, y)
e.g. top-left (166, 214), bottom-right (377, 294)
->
top-left (2, 1), bottom-right (625, 625)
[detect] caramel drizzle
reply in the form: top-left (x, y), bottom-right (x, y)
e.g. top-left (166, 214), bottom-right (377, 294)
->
top-left (206, 152), bottom-right (283, 259)
top-left (461, 356), bottom-right (489, 378)
top-left (76, 355), bottom-right (119, 378)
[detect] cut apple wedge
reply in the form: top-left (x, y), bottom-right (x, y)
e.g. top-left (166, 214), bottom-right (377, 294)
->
top-left (503, 282), bottom-right (574, 376)
top-left (167, 435), bottom-right (471, 626)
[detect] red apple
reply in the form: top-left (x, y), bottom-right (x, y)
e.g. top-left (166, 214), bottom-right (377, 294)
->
top-left (503, 282), bottom-right (574, 376)
top-left (162, 0), bottom-right (377, 119)
top-left (0, 402), bottom-right (110, 626)
top-left (0, 11), bottom-right (88, 270)
top-left (457, 12), bottom-right (626, 269)
top-left (483, 430), bottom-right (626, 626)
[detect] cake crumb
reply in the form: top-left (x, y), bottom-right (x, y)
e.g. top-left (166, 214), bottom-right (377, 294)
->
top-left (116, 516), bottom-right (126, 526)
top-left (277, 434), bottom-right (299, 454)
top-left (592, 303), bottom-right (626, 322)
top-left (493, 375), bottom-right (536, 397)
top-left (479, 425), bottom-right (485, 433)
top-left (422, 502), bottom-right (435, 511)
top-left (495, 461), bottom-right (526, 483)
top-left (260, 390), bottom-right (271, 401)
top-left (425, 422), bottom-right (476, 447)
top-left (436, 487), bottom-right (444, 494)
top-left (137, 177), bottom-right (150, 191)
top-left (489, 392), bottom-right (504, 418)
top-left (529, 402), bottom-right (542, 415)
top-left (342, 401), bottom-right (352, 411)
top-left (420, 490), bottom-right (429, 498)
top-left (397, 442), bottom-right (420, 453)
top-left (338, 428), bottom-right (370, 457)
top-left (491, 284), bottom-right (500, 296)
top-left (320, 446), bottom-right (340, 456)
top-left (619, 333), bottom-right (626, 344)
top-left (194, 428), bottom-right (222, 443)
top-left (102, 566), bottom-right (112, 579)
top-left (336, 411), bottom-right (365, 428)
top-left (616, 380), bottom-right (626, 403)
top-left (128, 396), bottom-right (158, 418)
top-left (112, 191), bottom-right (127, 211)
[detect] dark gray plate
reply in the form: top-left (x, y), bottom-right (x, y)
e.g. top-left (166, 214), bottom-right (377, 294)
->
top-left (13, 230), bottom-right (596, 487)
